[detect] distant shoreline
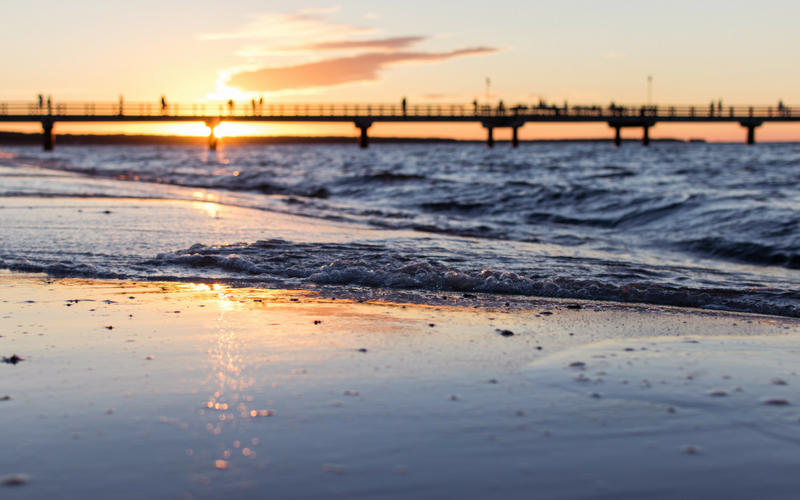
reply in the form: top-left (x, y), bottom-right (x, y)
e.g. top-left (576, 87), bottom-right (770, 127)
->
top-left (0, 131), bottom-right (696, 146)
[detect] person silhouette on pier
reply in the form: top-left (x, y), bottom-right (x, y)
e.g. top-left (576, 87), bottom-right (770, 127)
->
top-left (228, 99), bottom-right (234, 115)
top-left (161, 96), bottom-right (167, 114)
top-left (47, 95), bottom-right (52, 115)
top-left (473, 99), bottom-right (478, 115)
top-left (37, 94), bottom-right (43, 110)
top-left (710, 100), bottom-right (715, 117)
top-left (402, 97), bottom-right (407, 116)
top-left (497, 100), bottom-right (505, 115)
top-left (251, 99), bottom-right (256, 114)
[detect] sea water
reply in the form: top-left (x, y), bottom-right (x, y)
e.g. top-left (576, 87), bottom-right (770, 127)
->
top-left (1, 141), bottom-right (799, 316)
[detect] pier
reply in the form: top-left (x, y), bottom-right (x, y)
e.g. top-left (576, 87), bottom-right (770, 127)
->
top-left (0, 101), bottom-right (797, 150)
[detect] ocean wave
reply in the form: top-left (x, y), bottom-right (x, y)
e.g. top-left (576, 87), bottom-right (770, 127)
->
top-left (5, 238), bottom-right (798, 317)
top-left (680, 237), bottom-right (800, 268)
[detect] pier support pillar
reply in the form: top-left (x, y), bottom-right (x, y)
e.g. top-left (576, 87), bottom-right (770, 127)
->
top-left (614, 127), bottom-right (621, 147)
top-left (486, 127), bottom-right (494, 148)
top-left (355, 122), bottom-right (372, 149)
top-left (205, 119), bottom-right (220, 150)
top-left (42, 120), bottom-right (55, 151)
top-left (642, 126), bottom-right (650, 146)
top-left (358, 126), bottom-right (369, 148)
top-left (511, 127), bottom-right (519, 148)
top-left (740, 121), bottom-right (762, 146)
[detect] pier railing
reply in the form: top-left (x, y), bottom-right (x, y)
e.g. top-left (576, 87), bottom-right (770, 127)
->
top-left (0, 101), bottom-right (795, 119)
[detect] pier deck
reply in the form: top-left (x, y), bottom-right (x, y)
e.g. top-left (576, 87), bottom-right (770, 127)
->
top-left (1, 101), bottom-right (797, 150)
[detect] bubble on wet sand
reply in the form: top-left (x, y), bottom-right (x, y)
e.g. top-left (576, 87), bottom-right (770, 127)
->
top-left (1, 474), bottom-right (29, 486)
top-left (322, 463), bottom-right (346, 474)
top-left (250, 410), bottom-right (274, 417)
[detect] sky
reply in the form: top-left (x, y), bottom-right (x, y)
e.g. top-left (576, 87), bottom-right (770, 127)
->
top-left (2, 0), bottom-right (800, 141)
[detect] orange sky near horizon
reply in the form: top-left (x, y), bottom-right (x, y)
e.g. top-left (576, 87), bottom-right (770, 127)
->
top-left (2, 120), bottom-right (800, 143)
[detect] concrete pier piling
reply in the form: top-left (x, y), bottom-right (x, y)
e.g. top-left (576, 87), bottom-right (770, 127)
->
top-left (205, 119), bottom-right (220, 150)
top-left (356, 122), bottom-right (371, 148)
top-left (41, 120), bottom-right (54, 151)
top-left (486, 127), bottom-right (494, 148)
top-left (740, 121), bottom-right (762, 145)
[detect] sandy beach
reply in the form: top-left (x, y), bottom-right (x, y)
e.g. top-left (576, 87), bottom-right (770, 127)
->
top-left (3, 270), bottom-right (800, 499)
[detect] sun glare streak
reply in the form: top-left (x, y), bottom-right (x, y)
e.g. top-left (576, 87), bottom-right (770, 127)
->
top-left (191, 201), bottom-right (220, 218)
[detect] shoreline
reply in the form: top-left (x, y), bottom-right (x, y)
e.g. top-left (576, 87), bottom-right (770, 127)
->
top-left (1, 194), bottom-right (797, 318)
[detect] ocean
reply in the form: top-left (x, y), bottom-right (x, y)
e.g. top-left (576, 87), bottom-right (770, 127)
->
top-left (1, 141), bottom-right (799, 316)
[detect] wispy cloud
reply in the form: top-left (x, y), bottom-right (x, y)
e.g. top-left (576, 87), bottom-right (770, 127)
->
top-left (228, 48), bottom-right (496, 92)
top-left (200, 10), bottom-right (374, 41)
top-left (238, 36), bottom-right (428, 57)
top-left (281, 37), bottom-right (426, 52)
top-left (206, 9), bottom-right (499, 96)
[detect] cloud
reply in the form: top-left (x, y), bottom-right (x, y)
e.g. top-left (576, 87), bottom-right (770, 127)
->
top-left (228, 48), bottom-right (496, 92)
top-left (200, 11), bottom-right (374, 41)
top-left (237, 36), bottom-right (428, 58)
top-left (282, 36), bottom-right (426, 52)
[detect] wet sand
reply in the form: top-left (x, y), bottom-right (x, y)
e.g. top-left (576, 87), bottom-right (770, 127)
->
top-left (2, 272), bottom-right (800, 499)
